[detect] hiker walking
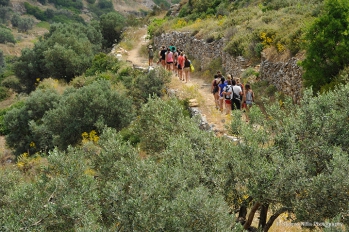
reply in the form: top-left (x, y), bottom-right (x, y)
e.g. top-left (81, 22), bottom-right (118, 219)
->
top-left (218, 76), bottom-right (226, 112)
top-left (243, 84), bottom-right (254, 122)
top-left (166, 48), bottom-right (174, 71)
top-left (236, 78), bottom-right (244, 109)
top-left (160, 45), bottom-right (167, 67)
top-left (177, 52), bottom-right (184, 81)
top-left (223, 79), bottom-right (232, 114)
top-left (231, 79), bottom-right (242, 110)
top-left (148, 45), bottom-right (154, 66)
top-left (173, 47), bottom-right (178, 75)
top-left (211, 72), bottom-right (221, 109)
top-left (183, 55), bottom-right (191, 83)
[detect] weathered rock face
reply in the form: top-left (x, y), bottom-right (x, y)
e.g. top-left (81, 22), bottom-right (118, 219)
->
top-left (154, 31), bottom-right (303, 102)
top-left (169, 4), bottom-right (181, 17)
top-left (260, 56), bottom-right (303, 103)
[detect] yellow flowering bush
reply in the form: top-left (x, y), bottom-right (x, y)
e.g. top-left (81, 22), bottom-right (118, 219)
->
top-left (82, 130), bottom-right (100, 144)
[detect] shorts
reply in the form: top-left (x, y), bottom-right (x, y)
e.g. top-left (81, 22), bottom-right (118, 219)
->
top-left (246, 100), bottom-right (253, 106)
top-left (167, 61), bottom-right (173, 64)
top-left (225, 99), bottom-right (231, 104)
top-left (178, 64), bottom-right (182, 69)
top-left (184, 67), bottom-right (190, 70)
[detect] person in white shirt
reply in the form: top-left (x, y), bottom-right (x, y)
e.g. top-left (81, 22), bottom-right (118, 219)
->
top-left (231, 79), bottom-right (242, 110)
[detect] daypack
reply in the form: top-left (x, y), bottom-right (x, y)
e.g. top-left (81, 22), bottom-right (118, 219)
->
top-left (224, 85), bottom-right (232, 99)
top-left (232, 86), bottom-right (241, 101)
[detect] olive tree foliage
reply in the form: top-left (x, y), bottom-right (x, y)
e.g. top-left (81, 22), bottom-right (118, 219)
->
top-left (4, 89), bottom-right (60, 156)
top-left (0, 0), bottom-right (9, 6)
top-left (13, 22), bottom-right (102, 92)
top-left (302, 0), bottom-right (349, 93)
top-left (1, 97), bottom-right (236, 230)
top-left (0, 49), bottom-right (4, 71)
top-left (131, 97), bottom-right (192, 154)
top-left (99, 12), bottom-right (125, 48)
top-left (130, 68), bottom-right (171, 107)
top-left (12, 42), bottom-right (48, 93)
top-left (92, 107), bottom-right (235, 230)
top-left (0, 27), bottom-right (15, 44)
top-left (225, 84), bottom-right (349, 231)
top-left (17, 17), bottom-right (35, 32)
top-left (40, 80), bottom-right (134, 150)
top-left (0, 6), bottom-right (11, 24)
top-left (4, 80), bottom-right (134, 155)
top-left (0, 148), bottom-right (102, 231)
top-left (85, 52), bottom-right (121, 76)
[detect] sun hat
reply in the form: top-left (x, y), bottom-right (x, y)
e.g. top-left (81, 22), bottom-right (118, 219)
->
top-left (148, 45), bottom-right (152, 49)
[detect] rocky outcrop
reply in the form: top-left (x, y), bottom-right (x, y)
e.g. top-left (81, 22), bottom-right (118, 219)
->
top-left (154, 31), bottom-right (303, 102)
top-left (169, 4), bottom-right (181, 17)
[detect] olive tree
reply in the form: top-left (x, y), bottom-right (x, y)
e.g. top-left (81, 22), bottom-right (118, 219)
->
top-left (226, 84), bottom-right (349, 231)
top-left (13, 22), bottom-right (102, 92)
top-left (4, 89), bottom-right (60, 156)
top-left (40, 80), bottom-right (134, 150)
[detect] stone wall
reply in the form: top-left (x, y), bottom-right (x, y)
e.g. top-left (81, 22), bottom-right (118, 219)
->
top-left (154, 31), bottom-right (303, 101)
top-left (260, 56), bottom-right (303, 103)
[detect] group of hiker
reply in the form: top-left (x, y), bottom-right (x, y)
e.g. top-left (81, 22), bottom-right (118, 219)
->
top-left (148, 44), bottom-right (193, 83)
top-left (148, 45), bottom-right (255, 121)
top-left (212, 71), bottom-right (255, 122)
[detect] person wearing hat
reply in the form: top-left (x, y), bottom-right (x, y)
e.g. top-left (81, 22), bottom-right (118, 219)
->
top-left (148, 45), bottom-right (154, 66)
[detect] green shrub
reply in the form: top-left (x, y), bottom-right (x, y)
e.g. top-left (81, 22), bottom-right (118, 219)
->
top-left (265, 84), bottom-right (277, 97)
top-left (147, 18), bottom-right (166, 39)
top-left (40, 80), bottom-right (134, 150)
top-left (17, 17), bottom-right (35, 33)
top-left (48, 0), bottom-right (83, 10)
top-left (1, 76), bottom-right (22, 92)
top-left (4, 89), bottom-right (60, 155)
top-left (10, 13), bottom-right (20, 27)
top-left (131, 68), bottom-right (171, 104)
top-left (24, 2), bottom-right (46, 21)
top-left (0, 86), bottom-right (9, 100)
top-left (0, 6), bottom-right (11, 24)
top-left (133, 97), bottom-right (190, 154)
top-left (225, 36), bottom-right (246, 56)
top-left (0, 27), bottom-right (15, 44)
top-left (85, 53), bottom-right (120, 76)
top-left (241, 67), bottom-right (259, 79)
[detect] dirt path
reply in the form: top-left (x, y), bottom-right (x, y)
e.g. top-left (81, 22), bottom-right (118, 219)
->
top-left (124, 27), bottom-right (149, 67)
top-left (122, 28), bottom-right (229, 134)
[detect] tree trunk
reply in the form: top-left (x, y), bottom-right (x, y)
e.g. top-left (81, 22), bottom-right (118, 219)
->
top-left (263, 207), bottom-right (290, 232)
top-left (238, 196), bottom-right (252, 220)
top-left (258, 203), bottom-right (269, 230)
top-left (243, 202), bottom-right (261, 230)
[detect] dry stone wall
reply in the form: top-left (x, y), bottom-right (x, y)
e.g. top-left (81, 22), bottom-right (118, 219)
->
top-left (154, 31), bottom-right (303, 102)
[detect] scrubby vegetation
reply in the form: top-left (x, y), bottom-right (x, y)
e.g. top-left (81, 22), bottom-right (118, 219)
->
top-left (1, 0), bottom-right (349, 231)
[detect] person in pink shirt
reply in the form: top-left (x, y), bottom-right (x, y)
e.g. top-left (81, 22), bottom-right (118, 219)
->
top-left (177, 52), bottom-right (184, 81)
top-left (165, 48), bottom-right (173, 71)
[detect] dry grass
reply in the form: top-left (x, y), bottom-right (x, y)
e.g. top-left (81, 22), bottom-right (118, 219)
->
top-left (120, 27), bottom-right (148, 51)
top-left (0, 27), bottom-right (49, 57)
top-left (36, 78), bottom-right (68, 94)
top-left (0, 136), bottom-right (14, 165)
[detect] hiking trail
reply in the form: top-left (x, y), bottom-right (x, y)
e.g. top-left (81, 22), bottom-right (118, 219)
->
top-left (120, 27), bottom-right (230, 135)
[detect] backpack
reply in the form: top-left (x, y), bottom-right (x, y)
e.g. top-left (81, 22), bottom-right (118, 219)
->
top-left (224, 85), bottom-right (232, 99)
top-left (232, 86), bottom-right (241, 101)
